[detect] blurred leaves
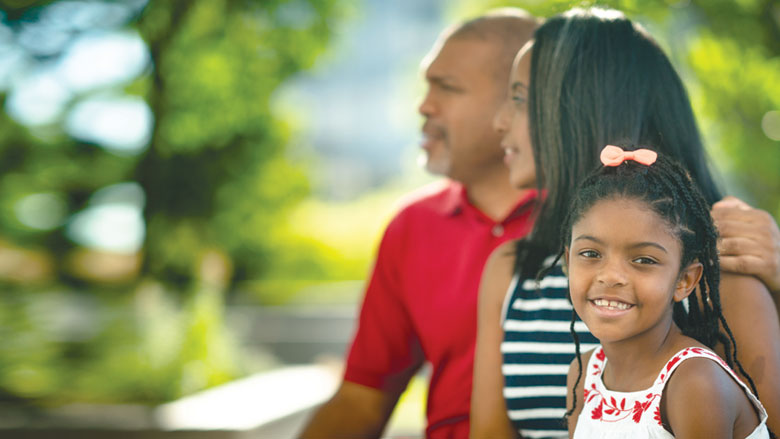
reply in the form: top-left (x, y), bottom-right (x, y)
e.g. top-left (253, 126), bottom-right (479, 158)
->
top-left (0, 279), bottom-right (255, 404)
top-left (0, 0), bottom-right (350, 406)
top-left (135, 0), bottom-right (348, 285)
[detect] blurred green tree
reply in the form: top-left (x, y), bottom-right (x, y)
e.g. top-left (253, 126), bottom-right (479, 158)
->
top-left (0, 0), bottom-right (348, 288)
top-left (0, 0), bottom-right (348, 405)
top-left (136, 0), bottom-right (345, 286)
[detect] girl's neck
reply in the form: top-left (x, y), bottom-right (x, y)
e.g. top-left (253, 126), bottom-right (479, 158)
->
top-left (599, 322), bottom-right (696, 392)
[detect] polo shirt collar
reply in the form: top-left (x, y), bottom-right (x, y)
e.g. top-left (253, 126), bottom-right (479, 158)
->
top-left (437, 181), bottom-right (538, 221)
top-left (436, 181), bottom-right (468, 216)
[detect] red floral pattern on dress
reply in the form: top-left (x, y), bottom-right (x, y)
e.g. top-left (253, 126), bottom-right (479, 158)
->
top-left (584, 380), bottom-right (660, 423)
top-left (653, 406), bottom-right (662, 426)
top-left (584, 347), bottom-right (664, 424)
top-left (591, 399), bottom-right (603, 420)
top-left (579, 347), bottom-right (764, 434)
top-left (592, 350), bottom-right (605, 376)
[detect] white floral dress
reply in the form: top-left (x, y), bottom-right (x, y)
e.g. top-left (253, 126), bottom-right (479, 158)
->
top-left (573, 346), bottom-right (769, 438)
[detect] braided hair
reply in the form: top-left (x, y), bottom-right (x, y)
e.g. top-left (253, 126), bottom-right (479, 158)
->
top-left (558, 147), bottom-right (760, 421)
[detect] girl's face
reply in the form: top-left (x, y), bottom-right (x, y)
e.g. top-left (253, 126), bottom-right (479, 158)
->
top-left (565, 197), bottom-right (702, 346)
top-left (493, 42), bottom-right (535, 189)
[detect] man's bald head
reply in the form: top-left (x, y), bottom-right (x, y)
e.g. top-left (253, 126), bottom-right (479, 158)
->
top-left (417, 8), bottom-right (539, 184)
top-left (445, 8), bottom-right (538, 81)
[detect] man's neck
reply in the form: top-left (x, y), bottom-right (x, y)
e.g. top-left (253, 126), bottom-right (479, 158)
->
top-left (463, 171), bottom-right (530, 222)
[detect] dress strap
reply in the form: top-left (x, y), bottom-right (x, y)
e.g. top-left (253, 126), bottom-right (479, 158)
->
top-left (654, 347), bottom-right (730, 386)
top-left (582, 346), bottom-right (607, 388)
top-left (651, 347), bottom-right (768, 425)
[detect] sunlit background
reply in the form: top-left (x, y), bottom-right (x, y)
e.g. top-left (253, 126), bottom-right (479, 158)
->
top-left (0, 0), bottom-right (777, 436)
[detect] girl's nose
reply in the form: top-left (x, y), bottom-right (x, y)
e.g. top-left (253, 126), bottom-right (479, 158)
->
top-left (596, 260), bottom-right (628, 287)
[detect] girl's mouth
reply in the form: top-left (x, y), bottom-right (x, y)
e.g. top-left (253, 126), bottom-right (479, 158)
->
top-left (590, 298), bottom-right (634, 314)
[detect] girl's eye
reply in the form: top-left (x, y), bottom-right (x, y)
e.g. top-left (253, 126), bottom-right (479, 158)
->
top-left (633, 257), bottom-right (658, 265)
top-left (578, 250), bottom-right (600, 258)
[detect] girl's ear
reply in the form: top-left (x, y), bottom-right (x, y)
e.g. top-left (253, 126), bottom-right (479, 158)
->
top-left (563, 247), bottom-right (570, 276)
top-left (673, 261), bottom-right (703, 302)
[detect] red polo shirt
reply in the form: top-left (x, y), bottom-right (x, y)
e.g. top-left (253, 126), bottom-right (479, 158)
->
top-left (344, 181), bottom-right (536, 438)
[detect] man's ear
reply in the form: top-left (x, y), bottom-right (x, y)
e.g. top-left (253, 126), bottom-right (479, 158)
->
top-left (562, 248), bottom-right (570, 277)
top-left (674, 261), bottom-right (703, 302)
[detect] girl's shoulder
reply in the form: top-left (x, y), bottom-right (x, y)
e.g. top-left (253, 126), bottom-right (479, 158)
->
top-left (662, 348), bottom-right (768, 438)
top-left (661, 346), bottom-right (747, 399)
top-left (664, 350), bottom-right (741, 398)
top-left (568, 346), bottom-right (598, 375)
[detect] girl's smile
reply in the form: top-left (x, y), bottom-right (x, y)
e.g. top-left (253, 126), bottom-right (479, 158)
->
top-left (588, 297), bottom-right (635, 315)
top-left (566, 197), bottom-right (701, 345)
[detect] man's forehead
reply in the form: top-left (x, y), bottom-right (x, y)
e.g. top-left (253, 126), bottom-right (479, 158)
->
top-left (421, 37), bottom-right (499, 77)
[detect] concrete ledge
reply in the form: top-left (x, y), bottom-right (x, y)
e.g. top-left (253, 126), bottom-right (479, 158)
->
top-left (0, 364), bottom-right (341, 439)
top-left (156, 364), bottom-right (340, 432)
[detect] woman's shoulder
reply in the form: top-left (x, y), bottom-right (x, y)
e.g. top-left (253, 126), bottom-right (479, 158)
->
top-left (487, 239), bottom-right (519, 268)
top-left (481, 240), bottom-right (519, 293)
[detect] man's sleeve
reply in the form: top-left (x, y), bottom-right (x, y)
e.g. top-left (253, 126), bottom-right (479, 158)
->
top-left (343, 215), bottom-right (424, 393)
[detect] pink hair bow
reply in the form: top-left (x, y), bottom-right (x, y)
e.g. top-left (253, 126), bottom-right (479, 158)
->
top-left (600, 145), bottom-right (658, 167)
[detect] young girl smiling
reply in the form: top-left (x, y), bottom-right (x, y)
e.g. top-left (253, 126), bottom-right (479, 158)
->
top-left (563, 146), bottom-right (771, 438)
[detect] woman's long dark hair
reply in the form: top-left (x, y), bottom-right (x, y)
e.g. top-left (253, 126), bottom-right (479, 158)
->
top-left (519, 7), bottom-right (722, 270)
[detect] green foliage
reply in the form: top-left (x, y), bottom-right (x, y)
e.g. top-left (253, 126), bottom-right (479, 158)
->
top-left (688, 32), bottom-right (780, 213)
top-left (136, 0), bottom-right (347, 284)
top-left (0, 281), bottom-right (257, 404)
top-left (0, 0), bottom-right (349, 406)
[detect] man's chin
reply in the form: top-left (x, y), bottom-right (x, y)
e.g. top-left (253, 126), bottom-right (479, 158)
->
top-left (423, 161), bottom-right (450, 177)
top-left (419, 152), bottom-right (449, 177)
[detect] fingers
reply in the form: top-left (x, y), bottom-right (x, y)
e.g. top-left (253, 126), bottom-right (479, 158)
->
top-left (716, 219), bottom-right (775, 242)
top-left (718, 236), bottom-right (760, 257)
top-left (712, 195), bottom-right (751, 211)
top-left (712, 196), bottom-right (780, 293)
top-left (719, 254), bottom-right (768, 278)
top-left (720, 253), bottom-right (780, 293)
top-left (712, 204), bottom-right (777, 229)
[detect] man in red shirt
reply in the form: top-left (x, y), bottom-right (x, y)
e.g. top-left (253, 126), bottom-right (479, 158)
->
top-left (300, 10), bottom-right (540, 438)
top-left (299, 8), bottom-right (780, 439)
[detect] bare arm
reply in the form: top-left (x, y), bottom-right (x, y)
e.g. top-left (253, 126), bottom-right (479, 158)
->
top-left (664, 357), bottom-right (756, 439)
top-left (565, 350), bottom-right (592, 439)
top-left (718, 273), bottom-right (780, 434)
top-left (299, 380), bottom-right (403, 439)
top-left (470, 240), bottom-right (518, 439)
top-left (299, 212), bottom-right (421, 438)
top-left (712, 196), bottom-right (780, 301)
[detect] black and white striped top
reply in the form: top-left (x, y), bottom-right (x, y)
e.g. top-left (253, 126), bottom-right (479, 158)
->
top-left (501, 258), bottom-right (599, 439)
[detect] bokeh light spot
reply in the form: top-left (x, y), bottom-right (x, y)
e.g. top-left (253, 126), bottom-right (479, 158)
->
top-left (761, 110), bottom-right (780, 141)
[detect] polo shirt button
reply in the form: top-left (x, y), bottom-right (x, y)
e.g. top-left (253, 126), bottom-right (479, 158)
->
top-left (491, 224), bottom-right (504, 237)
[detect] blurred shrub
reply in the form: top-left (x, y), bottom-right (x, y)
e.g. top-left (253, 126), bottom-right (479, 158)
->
top-left (0, 0), bottom-right (351, 406)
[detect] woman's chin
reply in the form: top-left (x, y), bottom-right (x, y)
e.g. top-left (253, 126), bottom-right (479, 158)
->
top-left (510, 172), bottom-right (536, 190)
